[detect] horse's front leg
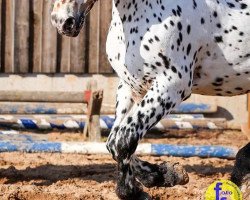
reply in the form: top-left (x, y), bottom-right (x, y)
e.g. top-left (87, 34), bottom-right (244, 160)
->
top-left (107, 79), bottom-right (144, 199)
top-left (108, 73), bottom-right (191, 199)
top-left (106, 80), bottom-right (135, 159)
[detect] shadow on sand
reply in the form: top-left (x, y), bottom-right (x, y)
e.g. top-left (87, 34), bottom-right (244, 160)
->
top-left (0, 160), bottom-right (234, 186)
top-left (0, 163), bottom-right (117, 186)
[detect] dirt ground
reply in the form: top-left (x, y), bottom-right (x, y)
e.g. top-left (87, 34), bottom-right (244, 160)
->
top-left (0, 130), bottom-right (248, 200)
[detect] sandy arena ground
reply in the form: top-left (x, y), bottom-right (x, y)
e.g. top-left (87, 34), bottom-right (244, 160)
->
top-left (0, 130), bottom-right (248, 200)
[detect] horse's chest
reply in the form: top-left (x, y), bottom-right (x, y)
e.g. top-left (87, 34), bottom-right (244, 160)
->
top-left (106, 14), bottom-right (145, 73)
top-left (106, 14), bottom-right (152, 94)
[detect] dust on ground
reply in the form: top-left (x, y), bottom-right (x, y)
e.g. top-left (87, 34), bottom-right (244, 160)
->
top-left (0, 130), bottom-right (248, 200)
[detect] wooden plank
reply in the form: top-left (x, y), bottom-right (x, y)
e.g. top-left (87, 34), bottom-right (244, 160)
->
top-left (87, 1), bottom-right (100, 73)
top-left (70, 30), bottom-right (87, 73)
top-left (83, 90), bottom-right (103, 141)
top-left (14, 0), bottom-right (30, 73)
top-left (4, 0), bottom-right (14, 73)
top-left (31, 0), bottom-right (43, 73)
top-left (99, 0), bottom-right (113, 73)
top-left (42, 0), bottom-right (58, 73)
top-left (88, 91), bottom-right (103, 141)
top-left (59, 35), bottom-right (71, 73)
top-left (0, 91), bottom-right (89, 103)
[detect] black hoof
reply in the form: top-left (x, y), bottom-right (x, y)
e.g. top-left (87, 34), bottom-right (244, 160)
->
top-left (116, 179), bottom-right (143, 200)
top-left (137, 191), bottom-right (152, 200)
top-left (161, 161), bottom-right (189, 186)
top-left (135, 161), bottom-right (189, 188)
top-left (116, 183), bottom-right (152, 200)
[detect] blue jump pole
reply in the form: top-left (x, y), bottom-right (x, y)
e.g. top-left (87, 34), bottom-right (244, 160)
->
top-left (0, 141), bottom-right (237, 158)
top-left (151, 144), bottom-right (237, 159)
top-left (0, 133), bottom-right (238, 158)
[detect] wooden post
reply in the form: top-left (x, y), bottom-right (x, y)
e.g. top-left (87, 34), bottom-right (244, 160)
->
top-left (241, 93), bottom-right (250, 140)
top-left (83, 81), bottom-right (103, 141)
top-left (14, 0), bottom-right (30, 73)
top-left (83, 81), bottom-right (92, 139)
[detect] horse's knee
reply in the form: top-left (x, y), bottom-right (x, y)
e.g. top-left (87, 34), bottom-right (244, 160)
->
top-left (106, 133), bottom-right (118, 161)
top-left (107, 126), bottom-right (140, 163)
top-left (115, 127), bottom-right (140, 162)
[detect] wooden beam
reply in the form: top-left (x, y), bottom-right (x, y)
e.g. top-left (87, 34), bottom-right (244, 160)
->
top-left (99, 0), bottom-right (113, 73)
top-left (31, 0), bottom-right (43, 73)
top-left (0, 102), bottom-right (86, 114)
top-left (42, 0), bottom-right (57, 73)
top-left (14, 0), bottom-right (30, 73)
top-left (83, 90), bottom-right (103, 141)
top-left (4, 0), bottom-right (14, 73)
top-left (0, 91), bottom-right (89, 103)
top-left (70, 30), bottom-right (87, 73)
top-left (59, 35), bottom-right (71, 73)
top-left (88, 1), bottom-right (100, 73)
top-left (84, 81), bottom-right (103, 141)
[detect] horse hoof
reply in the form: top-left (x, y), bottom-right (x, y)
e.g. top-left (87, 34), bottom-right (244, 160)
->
top-left (137, 191), bottom-right (152, 200)
top-left (116, 179), bottom-right (143, 200)
top-left (160, 161), bottom-right (189, 186)
top-left (135, 161), bottom-right (189, 188)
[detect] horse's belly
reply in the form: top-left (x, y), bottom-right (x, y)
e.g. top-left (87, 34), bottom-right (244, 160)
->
top-left (192, 63), bottom-right (250, 96)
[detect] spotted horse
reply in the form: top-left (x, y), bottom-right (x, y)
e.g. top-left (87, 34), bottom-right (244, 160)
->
top-left (51, 0), bottom-right (250, 199)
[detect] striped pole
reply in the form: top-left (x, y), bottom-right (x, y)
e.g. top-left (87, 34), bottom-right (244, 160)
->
top-left (0, 140), bottom-right (237, 159)
top-left (151, 144), bottom-right (237, 158)
top-left (0, 115), bottom-right (228, 131)
top-left (0, 132), bottom-right (238, 158)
